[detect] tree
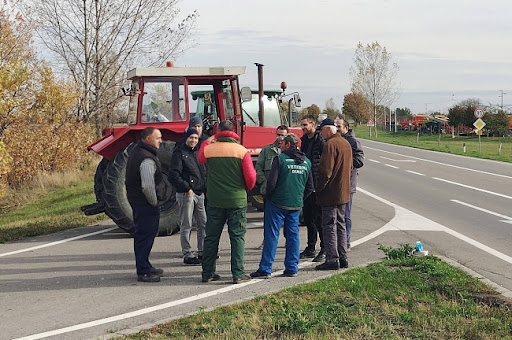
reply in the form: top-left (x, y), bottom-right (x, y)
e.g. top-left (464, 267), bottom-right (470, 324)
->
top-left (342, 92), bottom-right (370, 125)
top-left (24, 0), bottom-right (198, 135)
top-left (322, 98), bottom-right (341, 119)
top-left (299, 104), bottom-right (321, 121)
top-left (395, 107), bottom-right (412, 121)
top-left (350, 41), bottom-right (400, 136)
top-left (448, 98), bottom-right (479, 130)
top-left (0, 9), bottom-right (35, 137)
top-left (485, 108), bottom-right (510, 137)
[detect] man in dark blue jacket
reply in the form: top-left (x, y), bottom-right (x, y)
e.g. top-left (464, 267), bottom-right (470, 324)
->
top-left (168, 128), bottom-right (207, 265)
top-left (250, 133), bottom-right (314, 278)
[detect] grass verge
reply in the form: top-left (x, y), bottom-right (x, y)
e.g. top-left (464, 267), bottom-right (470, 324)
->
top-left (0, 165), bottom-right (107, 244)
top-left (353, 125), bottom-right (512, 163)
top-left (118, 255), bottom-right (512, 339)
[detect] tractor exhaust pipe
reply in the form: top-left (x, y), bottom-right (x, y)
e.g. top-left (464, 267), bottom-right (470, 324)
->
top-left (255, 63), bottom-right (264, 126)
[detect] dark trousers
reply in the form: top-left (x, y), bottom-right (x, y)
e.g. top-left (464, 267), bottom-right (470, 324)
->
top-left (302, 194), bottom-right (323, 251)
top-left (133, 204), bottom-right (160, 275)
top-left (321, 204), bottom-right (347, 263)
top-left (345, 192), bottom-right (354, 244)
top-left (202, 205), bottom-right (247, 280)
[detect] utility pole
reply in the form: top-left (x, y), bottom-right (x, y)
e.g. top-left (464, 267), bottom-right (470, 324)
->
top-left (499, 90), bottom-right (506, 111)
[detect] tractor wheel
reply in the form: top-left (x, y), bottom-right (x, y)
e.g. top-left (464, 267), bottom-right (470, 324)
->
top-left (100, 141), bottom-right (180, 236)
top-left (249, 194), bottom-right (265, 212)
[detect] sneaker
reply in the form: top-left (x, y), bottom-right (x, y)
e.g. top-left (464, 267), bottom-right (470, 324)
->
top-left (281, 271), bottom-right (297, 277)
top-left (315, 261), bottom-right (340, 271)
top-left (137, 273), bottom-right (161, 282)
top-left (250, 271), bottom-right (270, 279)
top-left (233, 275), bottom-right (252, 284)
top-left (150, 267), bottom-right (164, 275)
top-left (299, 249), bottom-right (316, 259)
top-left (184, 257), bottom-right (201, 265)
top-left (340, 258), bottom-right (349, 269)
top-left (201, 273), bottom-right (221, 283)
top-left (312, 249), bottom-right (326, 262)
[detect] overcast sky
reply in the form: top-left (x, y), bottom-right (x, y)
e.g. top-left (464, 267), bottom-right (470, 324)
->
top-left (176, 0), bottom-right (512, 114)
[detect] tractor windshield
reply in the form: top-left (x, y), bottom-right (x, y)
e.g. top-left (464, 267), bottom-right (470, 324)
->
top-left (140, 79), bottom-right (187, 123)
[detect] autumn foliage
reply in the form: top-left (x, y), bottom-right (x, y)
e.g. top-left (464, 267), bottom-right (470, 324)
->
top-left (0, 11), bottom-right (92, 195)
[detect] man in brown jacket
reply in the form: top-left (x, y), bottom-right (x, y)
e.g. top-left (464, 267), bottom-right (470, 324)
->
top-left (314, 118), bottom-right (353, 270)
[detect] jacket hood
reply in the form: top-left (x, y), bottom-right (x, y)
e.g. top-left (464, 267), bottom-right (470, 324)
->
top-left (215, 130), bottom-right (240, 141)
top-left (283, 148), bottom-right (306, 164)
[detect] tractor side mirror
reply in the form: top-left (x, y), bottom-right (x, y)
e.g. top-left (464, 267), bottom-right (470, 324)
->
top-left (293, 93), bottom-right (301, 107)
top-left (240, 87), bottom-right (252, 102)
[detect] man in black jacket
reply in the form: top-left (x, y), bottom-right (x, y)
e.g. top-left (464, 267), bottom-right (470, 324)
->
top-left (168, 128), bottom-right (207, 265)
top-left (336, 118), bottom-right (364, 249)
top-left (299, 114), bottom-right (326, 262)
top-left (126, 127), bottom-right (167, 282)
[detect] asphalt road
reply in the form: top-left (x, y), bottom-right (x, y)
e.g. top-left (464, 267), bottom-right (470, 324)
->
top-left (1, 139), bottom-right (511, 339)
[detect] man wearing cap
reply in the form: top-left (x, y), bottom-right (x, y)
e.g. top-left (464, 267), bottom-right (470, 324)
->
top-left (315, 118), bottom-right (353, 270)
top-left (250, 133), bottom-right (314, 278)
top-left (172, 116), bottom-right (205, 155)
top-left (336, 118), bottom-right (364, 250)
top-left (198, 120), bottom-right (257, 284)
top-left (168, 128), bottom-right (207, 265)
top-left (299, 114), bottom-right (326, 262)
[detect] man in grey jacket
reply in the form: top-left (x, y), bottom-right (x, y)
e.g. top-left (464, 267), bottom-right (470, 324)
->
top-left (336, 118), bottom-right (364, 249)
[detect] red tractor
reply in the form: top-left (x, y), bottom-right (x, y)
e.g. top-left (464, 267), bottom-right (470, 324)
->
top-left (82, 64), bottom-right (302, 235)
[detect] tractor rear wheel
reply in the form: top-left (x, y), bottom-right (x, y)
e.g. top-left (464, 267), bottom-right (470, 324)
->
top-left (99, 141), bottom-right (180, 236)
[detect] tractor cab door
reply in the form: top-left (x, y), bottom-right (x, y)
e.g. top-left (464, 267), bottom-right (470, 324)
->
top-left (212, 77), bottom-right (243, 139)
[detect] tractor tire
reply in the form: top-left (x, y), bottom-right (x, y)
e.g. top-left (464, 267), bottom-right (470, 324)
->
top-left (99, 141), bottom-right (180, 236)
top-left (249, 194), bottom-right (265, 212)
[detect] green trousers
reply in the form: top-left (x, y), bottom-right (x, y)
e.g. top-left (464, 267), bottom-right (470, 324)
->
top-left (201, 205), bottom-right (247, 280)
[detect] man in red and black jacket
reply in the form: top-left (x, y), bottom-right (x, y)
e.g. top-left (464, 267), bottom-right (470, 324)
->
top-left (198, 120), bottom-right (256, 284)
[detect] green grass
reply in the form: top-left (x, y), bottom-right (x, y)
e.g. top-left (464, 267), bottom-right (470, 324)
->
top-left (117, 255), bottom-right (512, 339)
top-left (0, 176), bottom-right (106, 243)
top-left (353, 125), bottom-right (512, 163)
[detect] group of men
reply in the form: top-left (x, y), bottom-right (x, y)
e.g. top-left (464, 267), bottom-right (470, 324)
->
top-left (125, 113), bottom-right (363, 284)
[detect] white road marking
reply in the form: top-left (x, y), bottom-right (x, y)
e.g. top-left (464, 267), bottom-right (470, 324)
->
top-left (14, 261), bottom-right (315, 340)
top-left (364, 145), bottom-right (512, 179)
top-left (433, 177), bottom-right (512, 200)
top-left (451, 199), bottom-right (512, 223)
top-left (369, 159), bottom-right (381, 163)
top-left (385, 164), bottom-right (399, 169)
top-left (357, 187), bottom-right (512, 264)
top-left (406, 170), bottom-right (425, 176)
top-left (380, 156), bottom-right (416, 162)
top-left (0, 227), bottom-right (117, 258)
top-left (15, 188), bottom-right (512, 339)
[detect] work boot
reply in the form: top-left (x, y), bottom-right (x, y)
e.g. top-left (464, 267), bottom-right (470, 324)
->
top-left (315, 261), bottom-right (340, 271)
top-left (184, 257), bottom-right (201, 265)
top-left (299, 248), bottom-right (316, 259)
top-left (250, 271), bottom-right (270, 279)
top-left (150, 267), bottom-right (164, 275)
top-left (339, 258), bottom-right (349, 269)
top-left (201, 273), bottom-right (221, 283)
top-left (312, 249), bottom-right (325, 262)
top-left (233, 275), bottom-right (252, 284)
top-left (137, 273), bottom-right (161, 282)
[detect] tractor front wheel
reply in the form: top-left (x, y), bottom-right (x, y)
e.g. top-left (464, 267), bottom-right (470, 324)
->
top-left (98, 142), bottom-right (180, 236)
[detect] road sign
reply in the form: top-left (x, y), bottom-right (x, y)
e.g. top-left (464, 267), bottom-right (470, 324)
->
top-left (367, 119), bottom-right (374, 127)
top-left (476, 130), bottom-right (483, 136)
top-left (474, 108), bottom-right (485, 119)
top-left (473, 118), bottom-right (486, 130)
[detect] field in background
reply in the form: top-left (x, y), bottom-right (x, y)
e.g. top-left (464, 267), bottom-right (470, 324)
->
top-left (353, 125), bottom-right (512, 163)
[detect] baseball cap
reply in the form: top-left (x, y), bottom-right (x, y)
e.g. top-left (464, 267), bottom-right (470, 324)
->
top-left (282, 133), bottom-right (299, 147)
top-left (319, 118), bottom-right (335, 128)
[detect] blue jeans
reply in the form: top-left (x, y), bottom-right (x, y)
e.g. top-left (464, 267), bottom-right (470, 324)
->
top-left (132, 204), bottom-right (160, 275)
top-left (258, 201), bottom-right (300, 275)
top-left (345, 192), bottom-right (354, 244)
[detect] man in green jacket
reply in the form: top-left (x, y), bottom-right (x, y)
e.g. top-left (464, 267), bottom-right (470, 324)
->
top-left (198, 120), bottom-right (257, 284)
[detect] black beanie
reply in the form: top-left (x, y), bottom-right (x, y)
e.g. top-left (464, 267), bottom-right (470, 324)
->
top-left (185, 128), bottom-right (199, 139)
